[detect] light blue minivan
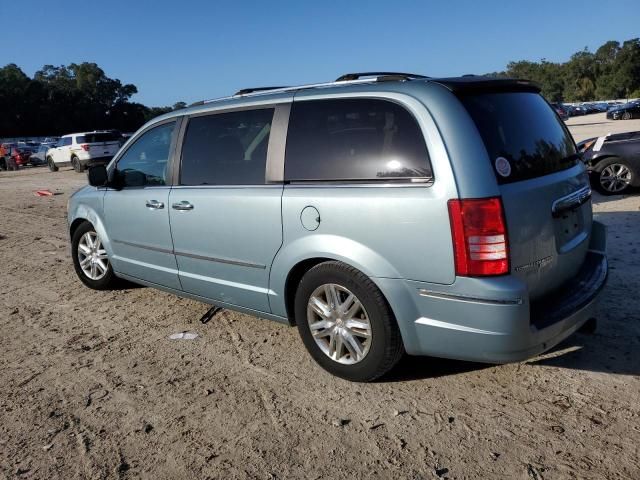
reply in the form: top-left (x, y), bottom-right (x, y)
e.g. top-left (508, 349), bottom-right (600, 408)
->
top-left (68, 73), bottom-right (607, 381)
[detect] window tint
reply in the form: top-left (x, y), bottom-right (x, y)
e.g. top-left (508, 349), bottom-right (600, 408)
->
top-left (460, 92), bottom-right (578, 184)
top-left (285, 99), bottom-right (431, 181)
top-left (77, 132), bottom-right (120, 143)
top-left (115, 122), bottom-right (175, 187)
top-left (180, 108), bottom-right (274, 185)
top-left (62, 137), bottom-right (72, 146)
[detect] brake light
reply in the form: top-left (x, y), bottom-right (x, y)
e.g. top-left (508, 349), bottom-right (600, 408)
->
top-left (81, 144), bottom-right (90, 151)
top-left (447, 197), bottom-right (509, 276)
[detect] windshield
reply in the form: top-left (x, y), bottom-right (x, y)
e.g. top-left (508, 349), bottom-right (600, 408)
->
top-left (460, 92), bottom-right (578, 184)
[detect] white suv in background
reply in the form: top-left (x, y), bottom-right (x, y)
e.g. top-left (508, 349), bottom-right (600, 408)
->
top-left (47, 131), bottom-right (122, 172)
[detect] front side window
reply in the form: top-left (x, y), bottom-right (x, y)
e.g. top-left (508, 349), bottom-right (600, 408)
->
top-left (180, 108), bottom-right (274, 185)
top-left (62, 137), bottom-right (72, 146)
top-left (115, 122), bottom-right (175, 187)
top-left (285, 98), bottom-right (432, 181)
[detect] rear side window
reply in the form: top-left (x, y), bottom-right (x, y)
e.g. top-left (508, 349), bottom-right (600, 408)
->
top-left (285, 99), bottom-right (431, 181)
top-left (460, 92), bottom-right (578, 184)
top-left (180, 108), bottom-right (274, 185)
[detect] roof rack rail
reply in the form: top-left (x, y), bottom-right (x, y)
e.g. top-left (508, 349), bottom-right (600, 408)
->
top-left (234, 86), bottom-right (289, 96)
top-left (335, 72), bottom-right (428, 82)
top-left (198, 74), bottom-right (425, 105)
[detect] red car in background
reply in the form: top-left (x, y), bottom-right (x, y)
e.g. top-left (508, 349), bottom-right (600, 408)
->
top-left (0, 143), bottom-right (32, 170)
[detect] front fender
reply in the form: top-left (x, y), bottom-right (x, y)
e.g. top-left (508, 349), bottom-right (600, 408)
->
top-left (268, 234), bottom-right (402, 317)
top-left (67, 189), bottom-right (112, 256)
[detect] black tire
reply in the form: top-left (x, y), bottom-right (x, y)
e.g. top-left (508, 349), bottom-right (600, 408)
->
top-left (295, 261), bottom-right (404, 382)
top-left (47, 157), bottom-right (58, 172)
top-left (593, 158), bottom-right (634, 195)
top-left (72, 156), bottom-right (85, 173)
top-left (622, 111), bottom-right (631, 120)
top-left (0, 158), bottom-right (6, 171)
top-left (71, 222), bottom-right (117, 290)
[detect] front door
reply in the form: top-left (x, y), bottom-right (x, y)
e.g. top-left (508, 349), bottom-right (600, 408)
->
top-left (169, 107), bottom-right (283, 312)
top-left (103, 120), bottom-right (182, 290)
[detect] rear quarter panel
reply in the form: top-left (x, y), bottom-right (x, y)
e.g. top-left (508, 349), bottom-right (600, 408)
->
top-left (269, 87), bottom-right (460, 318)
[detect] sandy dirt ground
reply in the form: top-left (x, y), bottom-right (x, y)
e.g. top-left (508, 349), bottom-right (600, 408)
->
top-left (1, 118), bottom-right (639, 479)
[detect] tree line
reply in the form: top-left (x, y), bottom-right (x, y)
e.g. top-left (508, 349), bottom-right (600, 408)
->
top-left (1, 38), bottom-right (639, 137)
top-left (0, 62), bottom-right (186, 138)
top-left (489, 38), bottom-right (640, 102)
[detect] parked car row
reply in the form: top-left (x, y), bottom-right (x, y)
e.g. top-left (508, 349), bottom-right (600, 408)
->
top-left (556, 100), bottom-right (636, 118)
top-left (0, 131), bottom-right (131, 172)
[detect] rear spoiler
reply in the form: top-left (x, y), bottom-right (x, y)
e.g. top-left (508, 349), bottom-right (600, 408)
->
top-left (428, 76), bottom-right (541, 95)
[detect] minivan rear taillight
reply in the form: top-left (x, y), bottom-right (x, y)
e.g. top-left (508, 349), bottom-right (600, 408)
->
top-left (81, 144), bottom-right (90, 151)
top-left (447, 197), bottom-right (509, 276)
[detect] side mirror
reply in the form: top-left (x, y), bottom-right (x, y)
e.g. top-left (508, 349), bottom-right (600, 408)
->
top-left (88, 164), bottom-right (108, 187)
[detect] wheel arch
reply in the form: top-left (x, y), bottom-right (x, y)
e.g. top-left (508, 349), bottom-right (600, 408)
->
top-left (271, 235), bottom-right (403, 322)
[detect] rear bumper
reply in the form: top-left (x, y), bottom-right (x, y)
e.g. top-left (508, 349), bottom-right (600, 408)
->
top-left (375, 221), bottom-right (608, 363)
top-left (83, 156), bottom-right (113, 166)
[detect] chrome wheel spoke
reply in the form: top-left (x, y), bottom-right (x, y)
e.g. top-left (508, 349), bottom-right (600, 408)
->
top-left (307, 283), bottom-right (372, 365)
top-left (342, 330), bottom-right (364, 360)
top-left (77, 230), bottom-right (109, 281)
top-left (324, 284), bottom-right (340, 309)
top-left (309, 296), bottom-right (331, 319)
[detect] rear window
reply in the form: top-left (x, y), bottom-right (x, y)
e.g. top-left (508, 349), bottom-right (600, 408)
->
top-left (76, 132), bottom-right (120, 144)
top-left (285, 98), bottom-right (431, 182)
top-left (460, 92), bottom-right (578, 184)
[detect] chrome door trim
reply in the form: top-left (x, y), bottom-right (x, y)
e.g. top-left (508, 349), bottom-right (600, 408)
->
top-left (551, 185), bottom-right (592, 217)
top-left (418, 289), bottom-right (523, 305)
top-left (111, 239), bottom-right (265, 269)
top-left (112, 239), bottom-right (174, 255)
top-left (173, 251), bottom-right (266, 269)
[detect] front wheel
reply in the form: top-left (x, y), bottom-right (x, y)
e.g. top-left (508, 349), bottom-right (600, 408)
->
top-left (47, 157), bottom-right (58, 172)
top-left (295, 261), bottom-right (404, 382)
top-left (71, 222), bottom-right (117, 289)
top-left (594, 159), bottom-right (634, 195)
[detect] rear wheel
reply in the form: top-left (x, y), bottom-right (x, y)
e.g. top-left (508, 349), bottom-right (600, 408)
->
top-left (295, 261), bottom-right (404, 382)
top-left (622, 111), bottom-right (632, 120)
top-left (71, 222), bottom-right (117, 290)
top-left (72, 156), bottom-right (84, 173)
top-left (595, 159), bottom-right (633, 195)
top-left (47, 157), bottom-right (58, 172)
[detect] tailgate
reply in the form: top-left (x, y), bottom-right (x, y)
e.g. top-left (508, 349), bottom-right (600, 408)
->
top-left (459, 91), bottom-right (590, 299)
top-left (501, 166), bottom-right (591, 299)
top-left (89, 141), bottom-right (120, 157)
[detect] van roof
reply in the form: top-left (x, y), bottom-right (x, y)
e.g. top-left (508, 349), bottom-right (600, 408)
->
top-left (154, 73), bottom-right (539, 122)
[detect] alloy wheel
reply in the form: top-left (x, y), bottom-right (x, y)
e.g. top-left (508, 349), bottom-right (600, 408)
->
top-left (306, 283), bottom-right (372, 365)
top-left (77, 231), bottom-right (109, 280)
top-left (600, 164), bottom-right (632, 193)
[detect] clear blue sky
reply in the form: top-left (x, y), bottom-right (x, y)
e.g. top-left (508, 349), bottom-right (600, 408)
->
top-left (2, 0), bottom-right (639, 106)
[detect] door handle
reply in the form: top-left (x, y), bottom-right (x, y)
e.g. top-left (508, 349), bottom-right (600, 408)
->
top-left (172, 201), bottom-right (194, 211)
top-left (146, 199), bottom-right (165, 209)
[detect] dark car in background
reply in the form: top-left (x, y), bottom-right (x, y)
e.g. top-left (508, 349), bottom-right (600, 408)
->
top-left (578, 131), bottom-right (640, 194)
top-left (29, 144), bottom-right (52, 166)
top-left (607, 101), bottom-right (640, 120)
top-left (550, 102), bottom-right (569, 120)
